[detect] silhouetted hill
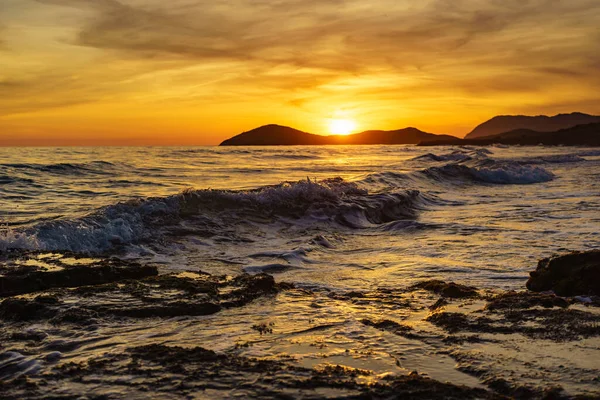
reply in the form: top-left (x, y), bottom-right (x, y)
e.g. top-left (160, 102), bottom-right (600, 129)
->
top-left (220, 125), bottom-right (456, 146)
top-left (419, 123), bottom-right (600, 147)
top-left (342, 128), bottom-right (457, 145)
top-left (466, 112), bottom-right (600, 139)
top-left (219, 125), bottom-right (330, 146)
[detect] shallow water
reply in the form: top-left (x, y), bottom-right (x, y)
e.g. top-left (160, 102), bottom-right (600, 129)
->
top-left (2, 145), bottom-right (598, 288)
top-left (1, 145), bottom-right (599, 396)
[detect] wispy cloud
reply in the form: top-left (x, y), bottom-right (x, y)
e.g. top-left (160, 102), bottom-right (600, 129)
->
top-left (1, 0), bottom-right (599, 142)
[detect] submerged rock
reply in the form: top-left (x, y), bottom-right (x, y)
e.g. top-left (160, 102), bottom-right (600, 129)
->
top-left (411, 280), bottom-right (479, 298)
top-left (1, 343), bottom-right (501, 399)
top-left (427, 301), bottom-right (600, 341)
top-left (486, 291), bottom-right (569, 310)
top-left (0, 271), bottom-right (283, 322)
top-left (361, 318), bottom-right (414, 337)
top-left (526, 250), bottom-right (600, 296)
top-left (0, 253), bottom-right (158, 297)
top-left (0, 295), bottom-right (60, 322)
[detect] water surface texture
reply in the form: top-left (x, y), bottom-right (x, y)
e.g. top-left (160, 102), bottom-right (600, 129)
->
top-left (1, 145), bottom-right (599, 397)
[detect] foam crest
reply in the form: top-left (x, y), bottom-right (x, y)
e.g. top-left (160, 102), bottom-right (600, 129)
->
top-left (2, 178), bottom-right (429, 253)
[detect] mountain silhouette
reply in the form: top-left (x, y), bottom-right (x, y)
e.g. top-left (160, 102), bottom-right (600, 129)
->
top-left (219, 125), bottom-right (456, 146)
top-left (341, 128), bottom-right (457, 144)
top-left (219, 125), bottom-right (328, 146)
top-left (420, 123), bottom-right (600, 146)
top-left (465, 112), bottom-right (600, 139)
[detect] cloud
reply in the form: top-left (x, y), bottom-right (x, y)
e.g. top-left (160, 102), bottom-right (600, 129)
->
top-left (2, 0), bottom-right (599, 127)
top-left (59, 0), bottom-right (599, 69)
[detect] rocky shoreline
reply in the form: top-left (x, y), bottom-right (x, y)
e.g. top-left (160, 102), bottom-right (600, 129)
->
top-left (1, 250), bottom-right (599, 399)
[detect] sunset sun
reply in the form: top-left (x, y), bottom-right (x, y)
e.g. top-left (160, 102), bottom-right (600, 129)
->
top-left (329, 119), bottom-right (357, 135)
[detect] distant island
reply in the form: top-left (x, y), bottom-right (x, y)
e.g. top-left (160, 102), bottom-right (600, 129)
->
top-left (220, 112), bottom-right (600, 146)
top-left (420, 122), bottom-right (600, 147)
top-left (465, 112), bottom-right (600, 139)
top-left (219, 125), bottom-right (457, 146)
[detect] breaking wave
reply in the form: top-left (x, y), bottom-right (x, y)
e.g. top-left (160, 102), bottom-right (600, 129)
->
top-left (0, 178), bottom-right (432, 253)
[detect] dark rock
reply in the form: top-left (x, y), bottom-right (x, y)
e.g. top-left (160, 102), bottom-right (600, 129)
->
top-left (427, 307), bottom-right (600, 341)
top-left (49, 307), bottom-right (99, 324)
top-left (0, 258), bottom-right (158, 297)
top-left (430, 297), bottom-right (449, 310)
top-left (361, 318), bottom-right (413, 335)
top-left (232, 273), bottom-right (276, 294)
top-left (0, 343), bottom-right (502, 399)
top-left (102, 301), bottom-right (222, 318)
top-left (486, 291), bottom-right (569, 310)
top-left (526, 250), bottom-right (600, 296)
top-left (0, 296), bottom-right (60, 321)
top-left (412, 280), bottom-right (479, 298)
top-left (0, 271), bottom-right (284, 323)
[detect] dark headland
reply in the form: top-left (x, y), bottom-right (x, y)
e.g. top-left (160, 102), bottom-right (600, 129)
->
top-left (219, 124), bottom-right (458, 146)
top-left (420, 123), bottom-right (600, 147)
top-left (465, 112), bottom-right (600, 139)
top-left (220, 112), bottom-right (600, 147)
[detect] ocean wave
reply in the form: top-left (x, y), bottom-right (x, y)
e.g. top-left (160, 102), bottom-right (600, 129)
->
top-left (577, 150), bottom-right (600, 157)
top-left (411, 152), bottom-right (472, 162)
top-left (421, 163), bottom-right (555, 184)
top-left (0, 174), bottom-right (34, 185)
top-left (261, 153), bottom-right (321, 160)
top-left (1, 161), bottom-right (119, 175)
top-left (0, 178), bottom-right (431, 253)
top-left (458, 146), bottom-right (493, 155)
top-left (411, 149), bottom-right (490, 163)
top-left (364, 159), bottom-right (555, 187)
top-left (513, 154), bottom-right (585, 164)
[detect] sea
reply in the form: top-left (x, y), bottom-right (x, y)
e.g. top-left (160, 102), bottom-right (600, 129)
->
top-left (1, 144), bottom-right (599, 394)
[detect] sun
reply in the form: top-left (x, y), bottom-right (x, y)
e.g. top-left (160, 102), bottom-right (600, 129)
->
top-left (329, 119), bottom-right (357, 135)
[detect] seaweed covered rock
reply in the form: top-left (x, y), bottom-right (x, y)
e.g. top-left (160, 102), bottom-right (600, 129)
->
top-left (526, 250), bottom-right (600, 296)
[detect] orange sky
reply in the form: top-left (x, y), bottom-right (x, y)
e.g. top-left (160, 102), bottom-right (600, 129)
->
top-left (1, 0), bottom-right (599, 146)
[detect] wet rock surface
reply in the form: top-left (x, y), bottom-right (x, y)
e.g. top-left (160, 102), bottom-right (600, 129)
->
top-left (0, 270), bottom-right (281, 322)
top-left (425, 289), bottom-right (600, 342)
top-left (360, 318), bottom-right (416, 338)
top-left (0, 252), bottom-right (158, 297)
top-left (427, 307), bottom-right (600, 341)
top-left (1, 252), bottom-right (600, 399)
top-left (1, 343), bottom-right (502, 399)
top-left (526, 250), bottom-right (600, 296)
top-left (411, 279), bottom-right (479, 298)
top-left (485, 291), bottom-right (570, 310)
